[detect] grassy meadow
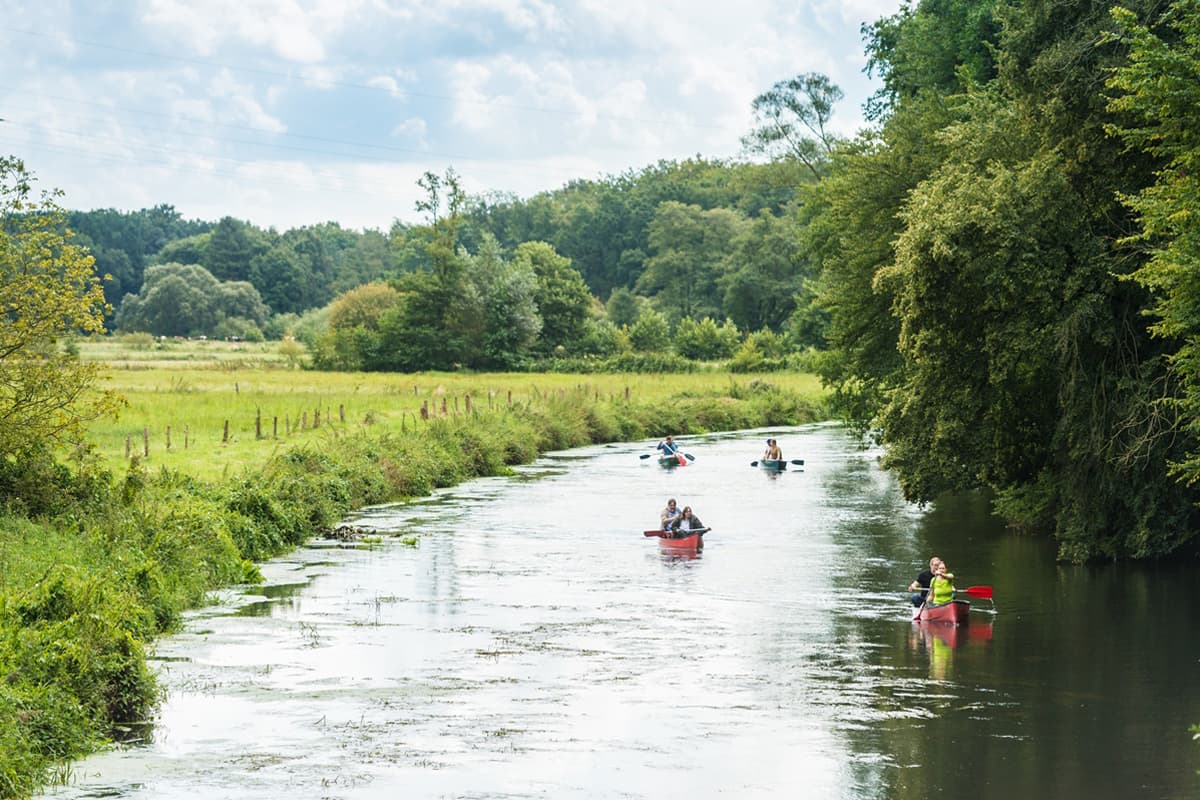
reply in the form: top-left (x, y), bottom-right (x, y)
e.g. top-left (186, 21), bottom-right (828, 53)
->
top-left (82, 338), bottom-right (826, 482)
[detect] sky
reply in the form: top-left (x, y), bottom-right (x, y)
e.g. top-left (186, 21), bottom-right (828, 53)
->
top-left (0, 0), bottom-right (904, 231)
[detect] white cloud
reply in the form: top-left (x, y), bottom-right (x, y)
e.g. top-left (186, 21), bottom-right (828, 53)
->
top-left (391, 117), bottom-right (428, 148)
top-left (367, 75), bottom-right (402, 97)
top-left (207, 69), bottom-right (287, 132)
top-left (140, 0), bottom-right (364, 62)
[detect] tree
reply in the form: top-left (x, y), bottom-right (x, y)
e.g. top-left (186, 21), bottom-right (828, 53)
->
top-left (115, 262), bottom-right (267, 338)
top-left (863, 0), bottom-right (1000, 120)
top-left (249, 242), bottom-right (312, 315)
top-left (416, 167), bottom-right (467, 284)
top-left (628, 307), bottom-right (671, 352)
top-left (327, 283), bottom-right (401, 332)
top-left (0, 157), bottom-right (120, 456)
top-left (1107, 3), bottom-right (1200, 486)
top-left (155, 232), bottom-right (211, 269)
top-left (673, 317), bottom-right (738, 360)
top-left (454, 235), bottom-right (542, 369)
top-left (513, 241), bottom-right (591, 354)
top-left (605, 287), bottom-right (642, 327)
top-left (203, 217), bottom-right (270, 282)
top-left (334, 229), bottom-right (395, 294)
top-left (804, 93), bottom-right (959, 436)
top-left (637, 202), bottom-right (745, 322)
top-left (720, 208), bottom-right (808, 332)
top-left (741, 73), bottom-right (845, 179)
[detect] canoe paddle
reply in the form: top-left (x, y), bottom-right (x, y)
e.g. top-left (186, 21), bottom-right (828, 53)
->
top-left (643, 528), bottom-right (710, 537)
top-left (911, 585), bottom-right (992, 599)
top-left (639, 452), bottom-right (696, 461)
top-left (750, 459), bottom-right (805, 467)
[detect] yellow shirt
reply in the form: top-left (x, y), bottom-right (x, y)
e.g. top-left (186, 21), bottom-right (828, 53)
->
top-left (930, 573), bottom-right (955, 604)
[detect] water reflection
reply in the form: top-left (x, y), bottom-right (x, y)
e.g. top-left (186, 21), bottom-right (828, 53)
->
top-left (38, 426), bottom-right (1200, 800)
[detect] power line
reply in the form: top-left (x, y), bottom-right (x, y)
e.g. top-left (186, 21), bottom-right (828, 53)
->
top-left (1, 25), bottom-right (738, 134)
top-left (0, 119), bottom-right (416, 196)
top-left (0, 135), bottom-right (420, 211)
top-left (0, 98), bottom-right (604, 182)
top-left (0, 85), bottom-right (715, 172)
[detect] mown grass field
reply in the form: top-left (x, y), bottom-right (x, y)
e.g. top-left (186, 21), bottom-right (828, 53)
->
top-left (80, 339), bottom-right (826, 482)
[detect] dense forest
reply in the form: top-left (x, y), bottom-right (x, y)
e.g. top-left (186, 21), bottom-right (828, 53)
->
top-left (31, 0), bottom-right (1200, 561)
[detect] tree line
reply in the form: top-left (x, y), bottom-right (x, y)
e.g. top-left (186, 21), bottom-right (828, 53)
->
top-left (800, 0), bottom-right (1200, 561)
top-left (73, 155), bottom-right (827, 361)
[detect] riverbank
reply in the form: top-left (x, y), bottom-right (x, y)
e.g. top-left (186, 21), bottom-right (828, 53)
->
top-left (0, 376), bottom-right (828, 798)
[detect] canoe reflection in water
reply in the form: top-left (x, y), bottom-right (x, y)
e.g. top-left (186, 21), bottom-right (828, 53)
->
top-left (912, 619), bottom-right (995, 681)
top-left (915, 619), bottom-right (995, 649)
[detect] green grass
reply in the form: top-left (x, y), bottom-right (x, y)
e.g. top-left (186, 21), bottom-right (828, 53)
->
top-left (79, 339), bottom-right (825, 482)
top-left (80, 336), bottom-right (292, 369)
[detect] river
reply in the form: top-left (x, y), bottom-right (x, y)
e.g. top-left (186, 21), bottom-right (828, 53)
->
top-left (41, 425), bottom-right (1200, 799)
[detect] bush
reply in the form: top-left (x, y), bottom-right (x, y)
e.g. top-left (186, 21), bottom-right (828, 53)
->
top-left (0, 448), bottom-right (112, 517)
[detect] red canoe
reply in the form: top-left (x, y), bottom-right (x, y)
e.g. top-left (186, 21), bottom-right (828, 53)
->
top-left (643, 528), bottom-right (708, 550)
top-left (916, 599), bottom-right (970, 624)
top-left (659, 532), bottom-right (704, 550)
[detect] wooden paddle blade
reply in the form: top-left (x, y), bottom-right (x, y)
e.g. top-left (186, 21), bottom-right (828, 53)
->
top-left (683, 452), bottom-right (696, 461)
top-left (963, 585), bottom-right (993, 599)
top-left (639, 453), bottom-right (652, 459)
top-left (643, 530), bottom-right (667, 537)
top-left (791, 459), bottom-right (805, 466)
top-left (750, 461), bottom-right (759, 467)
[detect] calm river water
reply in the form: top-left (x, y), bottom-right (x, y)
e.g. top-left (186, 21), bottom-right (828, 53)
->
top-left (41, 425), bottom-right (1200, 799)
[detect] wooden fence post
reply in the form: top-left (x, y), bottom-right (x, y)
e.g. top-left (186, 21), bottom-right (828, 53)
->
top-left (339, 404), bottom-right (345, 423)
top-left (273, 416), bottom-right (278, 438)
top-left (420, 400), bottom-right (429, 420)
top-left (314, 409), bottom-right (321, 428)
top-left (185, 425), bottom-right (189, 449)
top-left (255, 410), bottom-right (262, 440)
top-left (125, 434), bottom-right (131, 459)
top-left (166, 426), bottom-right (171, 451)
top-left (465, 394), bottom-right (472, 414)
top-left (142, 427), bottom-right (149, 458)
top-left (302, 412), bottom-right (308, 430)
top-left (223, 420), bottom-right (229, 443)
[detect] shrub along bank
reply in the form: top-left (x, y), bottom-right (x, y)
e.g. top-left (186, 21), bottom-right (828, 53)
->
top-left (0, 381), bottom-right (826, 797)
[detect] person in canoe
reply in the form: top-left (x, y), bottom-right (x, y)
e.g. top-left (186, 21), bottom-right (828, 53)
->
top-left (657, 435), bottom-right (680, 458)
top-left (763, 438), bottom-right (783, 461)
top-left (660, 497), bottom-right (682, 531)
top-left (926, 561), bottom-right (956, 607)
top-left (907, 556), bottom-right (943, 608)
top-left (670, 505), bottom-right (705, 538)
